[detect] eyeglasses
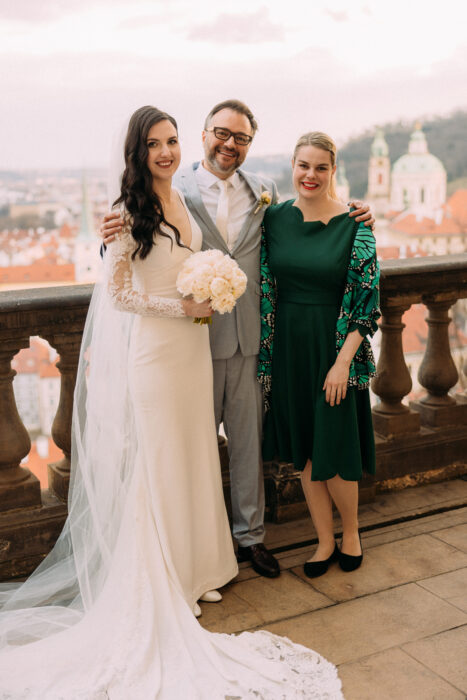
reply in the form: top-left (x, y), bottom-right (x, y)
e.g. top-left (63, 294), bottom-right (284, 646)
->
top-left (205, 127), bottom-right (253, 146)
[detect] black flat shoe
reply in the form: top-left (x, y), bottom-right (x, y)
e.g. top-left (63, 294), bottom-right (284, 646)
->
top-left (338, 535), bottom-right (363, 572)
top-left (303, 543), bottom-right (339, 579)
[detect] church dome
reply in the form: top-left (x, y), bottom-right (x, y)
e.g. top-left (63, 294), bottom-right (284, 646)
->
top-left (390, 124), bottom-right (447, 213)
top-left (393, 153), bottom-right (445, 175)
top-left (392, 126), bottom-right (445, 176)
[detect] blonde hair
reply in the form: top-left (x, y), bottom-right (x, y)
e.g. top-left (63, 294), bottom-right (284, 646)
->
top-left (293, 131), bottom-right (338, 200)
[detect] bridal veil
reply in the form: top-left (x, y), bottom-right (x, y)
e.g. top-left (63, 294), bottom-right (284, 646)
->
top-left (0, 125), bottom-right (136, 649)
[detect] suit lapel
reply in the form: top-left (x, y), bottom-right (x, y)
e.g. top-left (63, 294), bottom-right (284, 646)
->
top-left (179, 164), bottom-right (229, 252)
top-left (231, 169), bottom-right (265, 253)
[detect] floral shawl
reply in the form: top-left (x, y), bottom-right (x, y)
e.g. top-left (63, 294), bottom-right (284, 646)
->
top-left (258, 219), bottom-right (381, 410)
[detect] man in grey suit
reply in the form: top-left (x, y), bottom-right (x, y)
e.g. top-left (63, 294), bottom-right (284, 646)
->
top-left (176, 100), bottom-right (280, 577)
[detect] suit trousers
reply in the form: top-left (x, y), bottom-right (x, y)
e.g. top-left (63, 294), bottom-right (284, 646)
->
top-left (212, 348), bottom-right (265, 547)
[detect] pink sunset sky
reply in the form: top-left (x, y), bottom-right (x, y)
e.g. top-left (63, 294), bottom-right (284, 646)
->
top-left (1, 0), bottom-right (466, 169)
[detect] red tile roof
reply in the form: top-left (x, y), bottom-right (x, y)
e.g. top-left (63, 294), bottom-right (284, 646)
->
top-left (392, 213), bottom-right (462, 236)
top-left (12, 338), bottom-right (51, 374)
top-left (445, 189), bottom-right (467, 228)
top-left (377, 246), bottom-right (401, 260)
top-left (39, 363), bottom-right (60, 378)
top-left (26, 438), bottom-right (63, 488)
top-left (389, 189), bottom-right (467, 236)
top-left (376, 245), bottom-right (428, 260)
top-left (403, 304), bottom-right (467, 354)
top-left (0, 261), bottom-right (75, 283)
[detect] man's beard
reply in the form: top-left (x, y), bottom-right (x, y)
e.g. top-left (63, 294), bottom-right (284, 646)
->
top-left (205, 146), bottom-right (241, 176)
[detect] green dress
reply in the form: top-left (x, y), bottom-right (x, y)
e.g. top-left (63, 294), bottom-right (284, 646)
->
top-left (262, 200), bottom-right (376, 481)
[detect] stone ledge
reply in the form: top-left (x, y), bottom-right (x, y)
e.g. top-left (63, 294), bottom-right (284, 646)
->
top-left (0, 490), bottom-right (67, 579)
top-left (375, 424), bottom-right (467, 481)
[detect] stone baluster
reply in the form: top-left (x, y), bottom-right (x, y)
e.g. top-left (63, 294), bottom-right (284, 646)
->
top-left (410, 294), bottom-right (467, 426)
top-left (371, 302), bottom-right (421, 437)
top-left (461, 356), bottom-right (467, 403)
top-left (45, 332), bottom-right (82, 501)
top-left (0, 338), bottom-right (41, 512)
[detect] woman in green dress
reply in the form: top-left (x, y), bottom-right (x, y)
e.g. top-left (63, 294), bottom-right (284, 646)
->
top-left (260, 132), bottom-right (380, 578)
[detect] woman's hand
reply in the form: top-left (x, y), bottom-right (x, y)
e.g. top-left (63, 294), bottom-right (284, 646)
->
top-left (181, 297), bottom-right (213, 319)
top-left (100, 212), bottom-right (124, 245)
top-left (323, 359), bottom-right (350, 406)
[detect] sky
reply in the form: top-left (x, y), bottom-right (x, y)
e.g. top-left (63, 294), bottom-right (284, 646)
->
top-left (1, 0), bottom-right (467, 170)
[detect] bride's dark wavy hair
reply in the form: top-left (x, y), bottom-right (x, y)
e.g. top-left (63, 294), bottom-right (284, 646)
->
top-left (114, 105), bottom-right (187, 260)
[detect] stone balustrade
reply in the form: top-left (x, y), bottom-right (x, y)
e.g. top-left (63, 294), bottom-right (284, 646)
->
top-left (0, 285), bottom-right (91, 577)
top-left (372, 255), bottom-right (467, 433)
top-left (1, 254), bottom-right (467, 577)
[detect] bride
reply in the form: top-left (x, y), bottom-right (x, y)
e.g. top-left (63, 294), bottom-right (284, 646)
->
top-left (0, 106), bottom-right (344, 699)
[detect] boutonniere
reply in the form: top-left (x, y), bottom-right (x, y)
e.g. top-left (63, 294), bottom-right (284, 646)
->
top-left (254, 191), bottom-right (272, 214)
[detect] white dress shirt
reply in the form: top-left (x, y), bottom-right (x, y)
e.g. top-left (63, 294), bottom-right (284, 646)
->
top-left (195, 163), bottom-right (256, 251)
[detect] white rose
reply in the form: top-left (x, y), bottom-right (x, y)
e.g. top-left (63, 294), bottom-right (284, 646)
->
top-left (210, 276), bottom-right (231, 297)
top-left (176, 269), bottom-right (195, 296)
top-left (197, 249), bottom-right (224, 265)
top-left (192, 272), bottom-right (214, 301)
top-left (230, 268), bottom-right (247, 298)
top-left (212, 292), bottom-right (236, 314)
top-left (214, 257), bottom-right (235, 280)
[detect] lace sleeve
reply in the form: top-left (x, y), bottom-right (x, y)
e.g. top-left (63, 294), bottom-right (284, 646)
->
top-left (106, 231), bottom-right (186, 318)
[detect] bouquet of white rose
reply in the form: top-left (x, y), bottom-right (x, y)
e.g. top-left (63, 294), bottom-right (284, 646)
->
top-left (176, 249), bottom-right (247, 324)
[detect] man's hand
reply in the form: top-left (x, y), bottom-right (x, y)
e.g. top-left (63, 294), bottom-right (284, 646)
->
top-left (348, 200), bottom-right (375, 230)
top-left (100, 212), bottom-right (124, 245)
top-left (181, 297), bottom-right (213, 319)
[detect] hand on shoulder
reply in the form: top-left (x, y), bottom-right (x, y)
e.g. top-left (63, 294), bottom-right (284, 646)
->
top-left (100, 210), bottom-right (126, 245)
top-left (348, 200), bottom-right (375, 230)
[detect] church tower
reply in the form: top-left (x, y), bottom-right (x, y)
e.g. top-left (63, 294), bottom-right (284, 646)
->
top-left (336, 161), bottom-right (350, 203)
top-left (367, 128), bottom-right (391, 215)
top-left (74, 173), bottom-right (100, 284)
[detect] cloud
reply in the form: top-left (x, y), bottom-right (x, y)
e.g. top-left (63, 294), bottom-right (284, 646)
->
top-left (0, 0), bottom-right (113, 23)
top-left (188, 8), bottom-right (285, 44)
top-left (1, 38), bottom-right (466, 169)
top-left (117, 14), bottom-right (165, 30)
top-left (323, 9), bottom-right (349, 22)
top-left (116, 3), bottom-right (188, 31)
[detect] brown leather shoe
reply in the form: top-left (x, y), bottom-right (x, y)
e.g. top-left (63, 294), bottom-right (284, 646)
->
top-left (236, 543), bottom-right (280, 578)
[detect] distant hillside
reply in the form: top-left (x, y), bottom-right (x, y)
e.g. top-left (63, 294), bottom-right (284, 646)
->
top-left (339, 110), bottom-right (467, 199)
top-left (243, 154), bottom-right (294, 196)
top-left (246, 110), bottom-right (467, 200)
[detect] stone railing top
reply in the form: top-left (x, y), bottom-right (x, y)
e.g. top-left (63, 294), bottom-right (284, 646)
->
top-left (0, 284), bottom-right (93, 338)
top-left (0, 252), bottom-right (466, 327)
top-left (380, 253), bottom-right (467, 304)
top-left (0, 284), bottom-right (93, 312)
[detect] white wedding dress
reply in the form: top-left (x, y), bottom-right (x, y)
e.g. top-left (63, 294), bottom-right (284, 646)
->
top-left (0, 195), bottom-right (343, 699)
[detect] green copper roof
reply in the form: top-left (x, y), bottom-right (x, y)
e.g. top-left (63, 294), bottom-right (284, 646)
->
top-left (371, 128), bottom-right (389, 158)
top-left (392, 153), bottom-right (446, 175)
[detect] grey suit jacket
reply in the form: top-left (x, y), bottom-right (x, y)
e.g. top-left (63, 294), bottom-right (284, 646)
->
top-left (176, 163), bottom-right (278, 360)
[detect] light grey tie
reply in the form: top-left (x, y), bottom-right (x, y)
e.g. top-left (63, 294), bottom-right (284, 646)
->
top-left (215, 179), bottom-right (231, 244)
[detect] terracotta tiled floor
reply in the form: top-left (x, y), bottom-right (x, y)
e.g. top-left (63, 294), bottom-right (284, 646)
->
top-left (200, 480), bottom-right (467, 699)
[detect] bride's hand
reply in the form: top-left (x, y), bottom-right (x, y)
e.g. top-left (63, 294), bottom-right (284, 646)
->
top-left (182, 298), bottom-right (213, 318)
top-left (100, 212), bottom-right (124, 245)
